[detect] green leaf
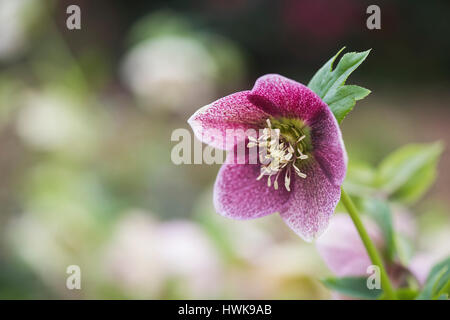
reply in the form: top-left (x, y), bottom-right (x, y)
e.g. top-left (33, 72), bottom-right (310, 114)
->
top-left (321, 276), bottom-right (382, 299)
top-left (325, 85), bottom-right (371, 124)
top-left (308, 47), bottom-right (371, 123)
top-left (416, 256), bottom-right (450, 300)
top-left (363, 199), bottom-right (395, 261)
top-left (308, 47), bottom-right (345, 96)
top-left (394, 288), bottom-right (419, 300)
top-left (428, 257), bottom-right (450, 297)
top-left (376, 142), bottom-right (444, 203)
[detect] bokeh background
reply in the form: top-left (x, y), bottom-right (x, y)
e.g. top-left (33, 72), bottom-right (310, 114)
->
top-left (0, 0), bottom-right (449, 299)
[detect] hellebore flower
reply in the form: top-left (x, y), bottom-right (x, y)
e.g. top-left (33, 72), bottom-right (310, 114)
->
top-left (188, 74), bottom-right (347, 241)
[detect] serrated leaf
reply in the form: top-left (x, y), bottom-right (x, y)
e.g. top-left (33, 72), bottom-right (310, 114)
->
top-left (364, 199), bottom-right (395, 261)
top-left (325, 85), bottom-right (371, 123)
top-left (308, 48), bottom-right (371, 123)
top-left (308, 47), bottom-right (345, 96)
top-left (376, 142), bottom-right (443, 203)
top-left (321, 276), bottom-right (382, 299)
top-left (416, 257), bottom-right (450, 300)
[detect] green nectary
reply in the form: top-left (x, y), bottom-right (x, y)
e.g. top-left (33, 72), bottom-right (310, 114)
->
top-left (270, 117), bottom-right (313, 161)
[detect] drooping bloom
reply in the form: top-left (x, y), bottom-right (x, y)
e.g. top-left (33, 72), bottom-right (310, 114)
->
top-left (188, 74), bottom-right (347, 241)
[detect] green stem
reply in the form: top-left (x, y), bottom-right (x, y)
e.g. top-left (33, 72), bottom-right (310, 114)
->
top-left (340, 187), bottom-right (396, 300)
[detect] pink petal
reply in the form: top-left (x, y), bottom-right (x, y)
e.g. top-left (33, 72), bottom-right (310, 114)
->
top-left (409, 252), bottom-right (450, 286)
top-left (409, 254), bottom-right (432, 286)
top-left (316, 214), bottom-right (384, 276)
top-left (249, 74), bottom-right (326, 122)
top-left (279, 162), bottom-right (343, 242)
top-left (214, 156), bottom-right (291, 219)
top-left (250, 74), bottom-right (347, 185)
top-left (192, 74), bottom-right (348, 240)
top-left (309, 107), bottom-right (348, 185)
top-left (188, 91), bottom-right (270, 150)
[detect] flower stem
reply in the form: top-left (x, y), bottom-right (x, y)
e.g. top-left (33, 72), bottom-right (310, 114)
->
top-left (340, 187), bottom-right (396, 300)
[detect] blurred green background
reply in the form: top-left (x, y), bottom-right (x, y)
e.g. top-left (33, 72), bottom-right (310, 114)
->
top-left (0, 0), bottom-right (449, 299)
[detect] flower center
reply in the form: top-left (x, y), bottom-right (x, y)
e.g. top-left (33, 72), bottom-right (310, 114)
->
top-left (247, 118), bottom-right (310, 191)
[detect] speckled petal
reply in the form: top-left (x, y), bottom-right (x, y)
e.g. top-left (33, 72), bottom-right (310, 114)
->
top-left (191, 74), bottom-right (349, 242)
top-left (309, 107), bottom-right (347, 185)
top-left (279, 162), bottom-right (343, 242)
top-left (214, 150), bottom-right (291, 219)
top-left (249, 74), bottom-right (326, 121)
top-left (188, 91), bottom-right (270, 150)
top-left (250, 74), bottom-right (347, 185)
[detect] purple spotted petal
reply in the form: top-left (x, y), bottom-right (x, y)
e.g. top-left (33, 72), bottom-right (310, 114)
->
top-left (214, 151), bottom-right (291, 219)
top-left (279, 162), bottom-right (344, 241)
top-left (309, 107), bottom-right (347, 185)
top-left (249, 74), bottom-right (325, 121)
top-left (188, 91), bottom-right (270, 150)
top-left (250, 74), bottom-right (347, 184)
top-left (316, 214), bottom-right (384, 276)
